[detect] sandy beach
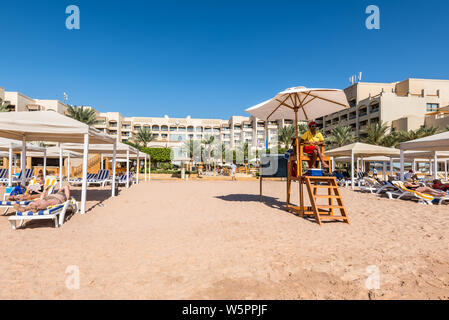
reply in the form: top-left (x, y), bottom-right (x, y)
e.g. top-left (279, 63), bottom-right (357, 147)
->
top-left (0, 180), bottom-right (448, 300)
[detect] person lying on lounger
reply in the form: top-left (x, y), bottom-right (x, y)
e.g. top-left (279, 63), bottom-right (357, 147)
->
top-left (13, 184), bottom-right (71, 213)
top-left (7, 175), bottom-right (47, 201)
top-left (404, 179), bottom-right (446, 197)
top-left (431, 179), bottom-right (449, 191)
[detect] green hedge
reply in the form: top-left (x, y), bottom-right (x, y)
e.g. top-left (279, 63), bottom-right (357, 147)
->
top-left (141, 147), bottom-right (171, 163)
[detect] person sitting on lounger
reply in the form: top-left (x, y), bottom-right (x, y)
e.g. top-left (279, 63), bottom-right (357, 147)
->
top-left (13, 184), bottom-right (71, 213)
top-left (7, 175), bottom-right (47, 201)
top-left (431, 179), bottom-right (449, 191)
top-left (404, 179), bottom-right (446, 197)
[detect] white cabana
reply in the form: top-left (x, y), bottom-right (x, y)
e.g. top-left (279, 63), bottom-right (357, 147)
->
top-left (103, 151), bottom-right (151, 183)
top-left (62, 142), bottom-right (140, 188)
top-left (0, 137), bottom-right (46, 186)
top-left (26, 147), bottom-right (83, 184)
top-left (327, 143), bottom-right (400, 189)
top-left (0, 111), bottom-right (116, 214)
top-left (400, 132), bottom-right (449, 181)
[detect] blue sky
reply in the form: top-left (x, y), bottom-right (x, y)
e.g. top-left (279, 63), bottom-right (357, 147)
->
top-left (1, 0), bottom-right (448, 119)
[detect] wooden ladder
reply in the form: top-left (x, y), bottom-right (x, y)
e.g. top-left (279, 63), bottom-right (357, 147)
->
top-left (302, 176), bottom-right (350, 225)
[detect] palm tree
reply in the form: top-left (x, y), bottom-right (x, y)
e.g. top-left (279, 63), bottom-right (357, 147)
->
top-left (363, 122), bottom-right (389, 145)
top-left (133, 127), bottom-right (155, 148)
top-left (380, 131), bottom-right (401, 148)
top-left (297, 123), bottom-right (309, 136)
top-left (236, 142), bottom-right (250, 164)
top-left (66, 105), bottom-right (97, 125)
top-left (397, 126), bottom-right (439, 143)
top-left (326, 126), bottom-right (356, 148)
top-left (278, 125), bottom-right (295, 147)
top-left (0, 101), bottom-right (10, 112)
top-left (417, 126), bottom-right (439, 137)
top-left (201, 135), bottom-right (215, 170)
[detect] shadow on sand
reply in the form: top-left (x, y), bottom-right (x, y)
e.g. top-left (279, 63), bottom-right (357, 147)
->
top-left (215, 193), bottom-right (343, 224)
top-left (215, 194), bottom-right (286, 212)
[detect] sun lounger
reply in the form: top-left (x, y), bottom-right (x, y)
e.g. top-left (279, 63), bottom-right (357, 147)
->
top-left (8, 198), bottom-right (79, 230)
top-left (375, 181), bottom-right (398, 195)
top-left (12, 169), bottom-right (34, 185)
top-left (116, 172), bottom-right (135, 186)
top-left (70, 173), bottom-right (97, 186)
top-left (386, 181), bottom-right (449, 205)
top-left (87, 169), bottom-right (110, 187)
top-left (0, 168), bottom-right (9, 185)
top-left (359, 177), bottom-right (383, 193)
top-left (0, 177), bottom-right (57, 215)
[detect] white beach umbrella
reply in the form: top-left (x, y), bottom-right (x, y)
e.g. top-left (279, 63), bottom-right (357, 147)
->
top-left (246, 86), bottom-right (349, 122)
top-left (246, 86), bottom-right (349, 178)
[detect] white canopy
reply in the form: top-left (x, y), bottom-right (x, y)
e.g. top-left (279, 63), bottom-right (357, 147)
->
top-left (0, 111), bottom-right (114, 144)
top-left (61, 142), bottom-right (138, 155)
top-left (400, 131), bottom-right (449, 151)
top-left (26, 146), bottom-right (82, 158)
top-left (399, 132), bottom-right (449, 180)
top-left (0, 111), bottom-right (117, 215)
top-left (335, 155), bottom-right (392, 163)
top-left (0, 137), bottom-right (46, 152)
top-left (327, 143), bottom-right (400, 190)
top-left (403, 150), bottom-right (449, 160)
top-left (246, 87), bottom-right (349, 121)
top-left (327, 143), bottom-right (400, 158)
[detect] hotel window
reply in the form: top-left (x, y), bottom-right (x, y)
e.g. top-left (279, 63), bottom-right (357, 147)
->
top-left (204, 127), bottom-right (212, 133)
top-left (196, 127), bottom-right (203, 132)
top-left (213, 128), bottom-right (220, 133)
top-left (426, 103), bottom-right (439, 112)
top-left (170, 134), bottom-right (185, 142)
top-left (243, 123), bottom-right (252, 129)
top-left (188, 134), bottom-right (194, 139)
top-left (161, 126), bottom-right (168, 131)
top-left (152, 125), bottom-right (159, 131)
top-left (134, 125), bottom-right (141, 130)
top-left (187, 126), bottom-right (194, 132)
top-left (161, 134), bottom-right (168, 139)
top-left (178, 126), bottom-right (186, 132)
top-left (233, 125), bottom-right (241, 130)
top-left (196, 134), bottom-right (202, 139)
top-left (170, 126), bottom-right (177, 132)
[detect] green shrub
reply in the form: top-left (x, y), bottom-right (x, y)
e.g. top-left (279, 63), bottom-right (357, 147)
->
top-left (141, 147), bottom-right (171, 164)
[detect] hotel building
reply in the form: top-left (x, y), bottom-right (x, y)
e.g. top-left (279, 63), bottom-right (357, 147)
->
top-left (319, 78), bottom-right (449, 138)
top-left (2, 77), bottom-right (449, 153)
top-left (92, 111), bottom-right (294, 151)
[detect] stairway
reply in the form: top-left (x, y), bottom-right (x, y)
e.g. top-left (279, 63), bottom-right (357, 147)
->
top-left (287, 173), bottom-right (350, 225)
top-left (301, 176), bottom-right (350, 225)
top-left (72, 154), bottom-right (102, 178)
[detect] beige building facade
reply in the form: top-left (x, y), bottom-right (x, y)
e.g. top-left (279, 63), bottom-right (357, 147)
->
top-left (93, 111), bottom-right (287, 152)
top-left (319, 78), bottom-right (449, 138)
top-left (1, 89), bottom-right (68, 113)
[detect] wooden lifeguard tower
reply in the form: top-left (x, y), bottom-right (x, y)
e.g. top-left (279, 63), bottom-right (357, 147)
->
top-left (286, 142), bottom-right (350, 225)
top-left (245, 86), bottom-right (351, 226)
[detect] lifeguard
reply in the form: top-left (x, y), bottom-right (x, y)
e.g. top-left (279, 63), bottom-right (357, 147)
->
top-left (300, 121), bottom-right (328, 169)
